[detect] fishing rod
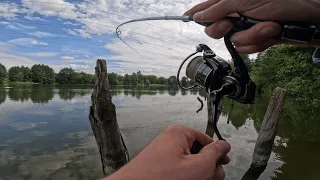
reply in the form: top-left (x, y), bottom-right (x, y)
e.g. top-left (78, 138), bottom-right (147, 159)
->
top-left (116, 13), bottom-right (320, 154)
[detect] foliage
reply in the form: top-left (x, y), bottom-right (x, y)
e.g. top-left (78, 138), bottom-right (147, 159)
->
top-left (8, 66), bottom-right (32, 83)
top-left (31, 64), bottom-right (55, 84)
top-left (21, 66), bottom-right (32, 82)
top-left (4, 63), bottom-right (186, 86)
top-left (56, 68), bottom-right (76, 84)
top-left (240, 54), bottom-right (253, 72)
top-left (157, 77), bottom-right (167, 85)
top-left (167, 76), bottom-right (177, 86)
top-left (73, 72), bottom-right (96, 84)
top-left (108, 72), bottom-right (170, 86)
top-left (8, 66), bottom-right (22, 82)
top-left (0, 63), bottom-right (7, 81)
top-left (251, 45), bottom-right (319, 107)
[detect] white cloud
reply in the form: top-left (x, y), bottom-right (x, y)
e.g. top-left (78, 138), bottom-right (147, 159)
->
top-left (21, 0), bottom-right (78, 19)
top-left (28, 31), bottom-right (60, 38)
top-left (0, 42), bottom-right (12, 53)
top-left (63, 28), bottom-right (78, 36)
top-left (5, 24), bottom-right (20, 30)
top-left (0, 21), bottom-right (10, 25)
top-left (0, 0), bottom-right (237, 77)
top-left (74, 29), bottom-right (92, 38)
top-left (24, 15), bottom-right (47, 21)
top-left (0, 2), bottom-right (20, 19)
top-left (7, 38), bottom-right (49, 46)
top-left (63, 21), bottom-right (79, 26)
top-left (0, 52), bottom-right (37, 69)
top-left (1, 21), bottom-right (36, 30)
top-left (25, 52), bottom-right (58, 58)
top-left (68, 64), bottom-right (90, 69)
top-left (61, 56), bottom-right (75, 60)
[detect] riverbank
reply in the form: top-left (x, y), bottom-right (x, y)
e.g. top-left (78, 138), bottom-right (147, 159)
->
top-left (0, 81), bottom-right (39, 85)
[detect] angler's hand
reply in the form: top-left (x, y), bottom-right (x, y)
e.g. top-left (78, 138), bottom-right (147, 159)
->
top-left (104, 125), bottom-right (231, 180)
top-left (184, 0), bottom-right (320, 54)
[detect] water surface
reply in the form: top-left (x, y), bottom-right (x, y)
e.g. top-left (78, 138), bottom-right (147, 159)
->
top-left (0, 85), bottom-right (319, 180)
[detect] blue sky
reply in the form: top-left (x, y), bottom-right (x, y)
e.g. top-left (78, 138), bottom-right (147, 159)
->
top-left (0, 0), bottom-right (236, 76)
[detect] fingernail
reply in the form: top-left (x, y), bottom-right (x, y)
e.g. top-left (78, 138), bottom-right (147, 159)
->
top-left (193, 11), bottom-right (204, 21)
top-left (261, 26), bottom-right (281, 37)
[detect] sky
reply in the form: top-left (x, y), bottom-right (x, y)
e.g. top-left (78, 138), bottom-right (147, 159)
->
top-left (0, 0), bottom-right (253, 77)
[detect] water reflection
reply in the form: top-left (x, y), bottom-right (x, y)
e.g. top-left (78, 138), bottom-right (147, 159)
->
top-left (221, 96), bottom-right (320, 180)
top-left (0, 88), bottom-right (6, 104)
top-left (1, 85), bottom-right (209, 104)
top-left (0, 85), bottom-right (320, 180)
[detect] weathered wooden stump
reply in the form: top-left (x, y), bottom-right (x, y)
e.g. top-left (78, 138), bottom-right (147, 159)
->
top-left (242, 87), bottom-right (286, 180)
top-left (89, 59), bottom-right (128, 176)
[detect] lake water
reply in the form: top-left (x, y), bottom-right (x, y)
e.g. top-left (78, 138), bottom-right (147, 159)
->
top-left (0, 84), bottom-right (319, 180)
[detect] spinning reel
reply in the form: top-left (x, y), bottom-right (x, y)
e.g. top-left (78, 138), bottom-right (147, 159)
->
top-left (177, 32), bottom-right (256, 141)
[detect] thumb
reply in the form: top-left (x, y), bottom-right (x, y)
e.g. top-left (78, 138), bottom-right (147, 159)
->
top-left (199, 140), bottom-right (231, 165)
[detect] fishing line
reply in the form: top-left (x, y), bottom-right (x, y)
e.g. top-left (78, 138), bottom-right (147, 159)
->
top-left (116, 16), bottom-right (196, 53)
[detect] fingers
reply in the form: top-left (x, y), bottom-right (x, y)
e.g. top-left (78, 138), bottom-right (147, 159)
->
top-left (183, 0), bottom-right (221, 16)
top-left (230, 21), bottom-right (282, 46)
top-left (212, 165), bottom-right (225, 180)
top-left (164, 125), bottom-right (213, 149)
top-left (235, 39), bottom-right (277, 54)
top-left (185, 126), bottom-right (214, 148)
top-left (204, 19), bottom-right (233, 39)
top-left (220, 155), bottom-right (230, 165)
top-left (199, 140), bottom-right (231, 164)
top-left (192, 0), bottom-right (238, 22)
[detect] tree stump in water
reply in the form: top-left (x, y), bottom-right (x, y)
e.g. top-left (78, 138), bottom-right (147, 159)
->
top-left (89, 59), bottom-right (128, 176)
top-left (242, 87), bottom-right (286, 180)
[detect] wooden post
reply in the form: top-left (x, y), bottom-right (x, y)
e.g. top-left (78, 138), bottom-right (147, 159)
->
top-left (242, 87), bottom-right (286, 180)
top-left (89, 59), bottom-right (129, 176)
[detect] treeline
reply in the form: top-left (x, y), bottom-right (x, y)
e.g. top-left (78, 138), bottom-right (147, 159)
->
top-left (0, 63), bottom-right (189, 86)
top-left (108, 72), bottom-right (191, 86)
top-left (250, 45), bottom-right (320, 107)
top-left (0, 64), bottom-right (96, 85)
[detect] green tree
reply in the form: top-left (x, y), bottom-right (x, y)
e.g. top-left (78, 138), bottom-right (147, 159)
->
top-left (131, 73), bottom-right (138, 86)
top-left (251, 45), bottom-right (318, 106)
top-left (145, 79), bottom-right (150, 86)
top-left (117, 75), bottom-right (124, 85)
top-left (168, 76), bottom-right (177, 86)
top-left (147, 75), bottom-right (158, 84)
top-left (15, 72), bottom-right (24, 82)
top-left (56, 68), bottom-right (76, 84)
top-left (0, 63), bottom-right (7, 81)
top-left (181, 77), bottom-right (188, 87)
top-left (108, 73), bottom-right (119, 85)
top-left (157, 77), bottom-right (167, 85)
top-left (21, 66), bottom-right (31, 82)
top-left (124, 74), bottom-right (131, 85)
top-left (137, 71), bottom-right (144, 84)
top-left (8, 66), bottom-right (22, 82)
top-left (31, 64), bottom-right (55, 84)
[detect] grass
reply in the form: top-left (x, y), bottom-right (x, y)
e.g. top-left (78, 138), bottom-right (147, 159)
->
top-left (8, 81), bottom-right (39, 85)
top-left (148, 84), bottom-right (168, 87)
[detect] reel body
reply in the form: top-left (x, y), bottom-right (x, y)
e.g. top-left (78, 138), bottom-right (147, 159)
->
top-left (179, 44), bottom-right (256, 105)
